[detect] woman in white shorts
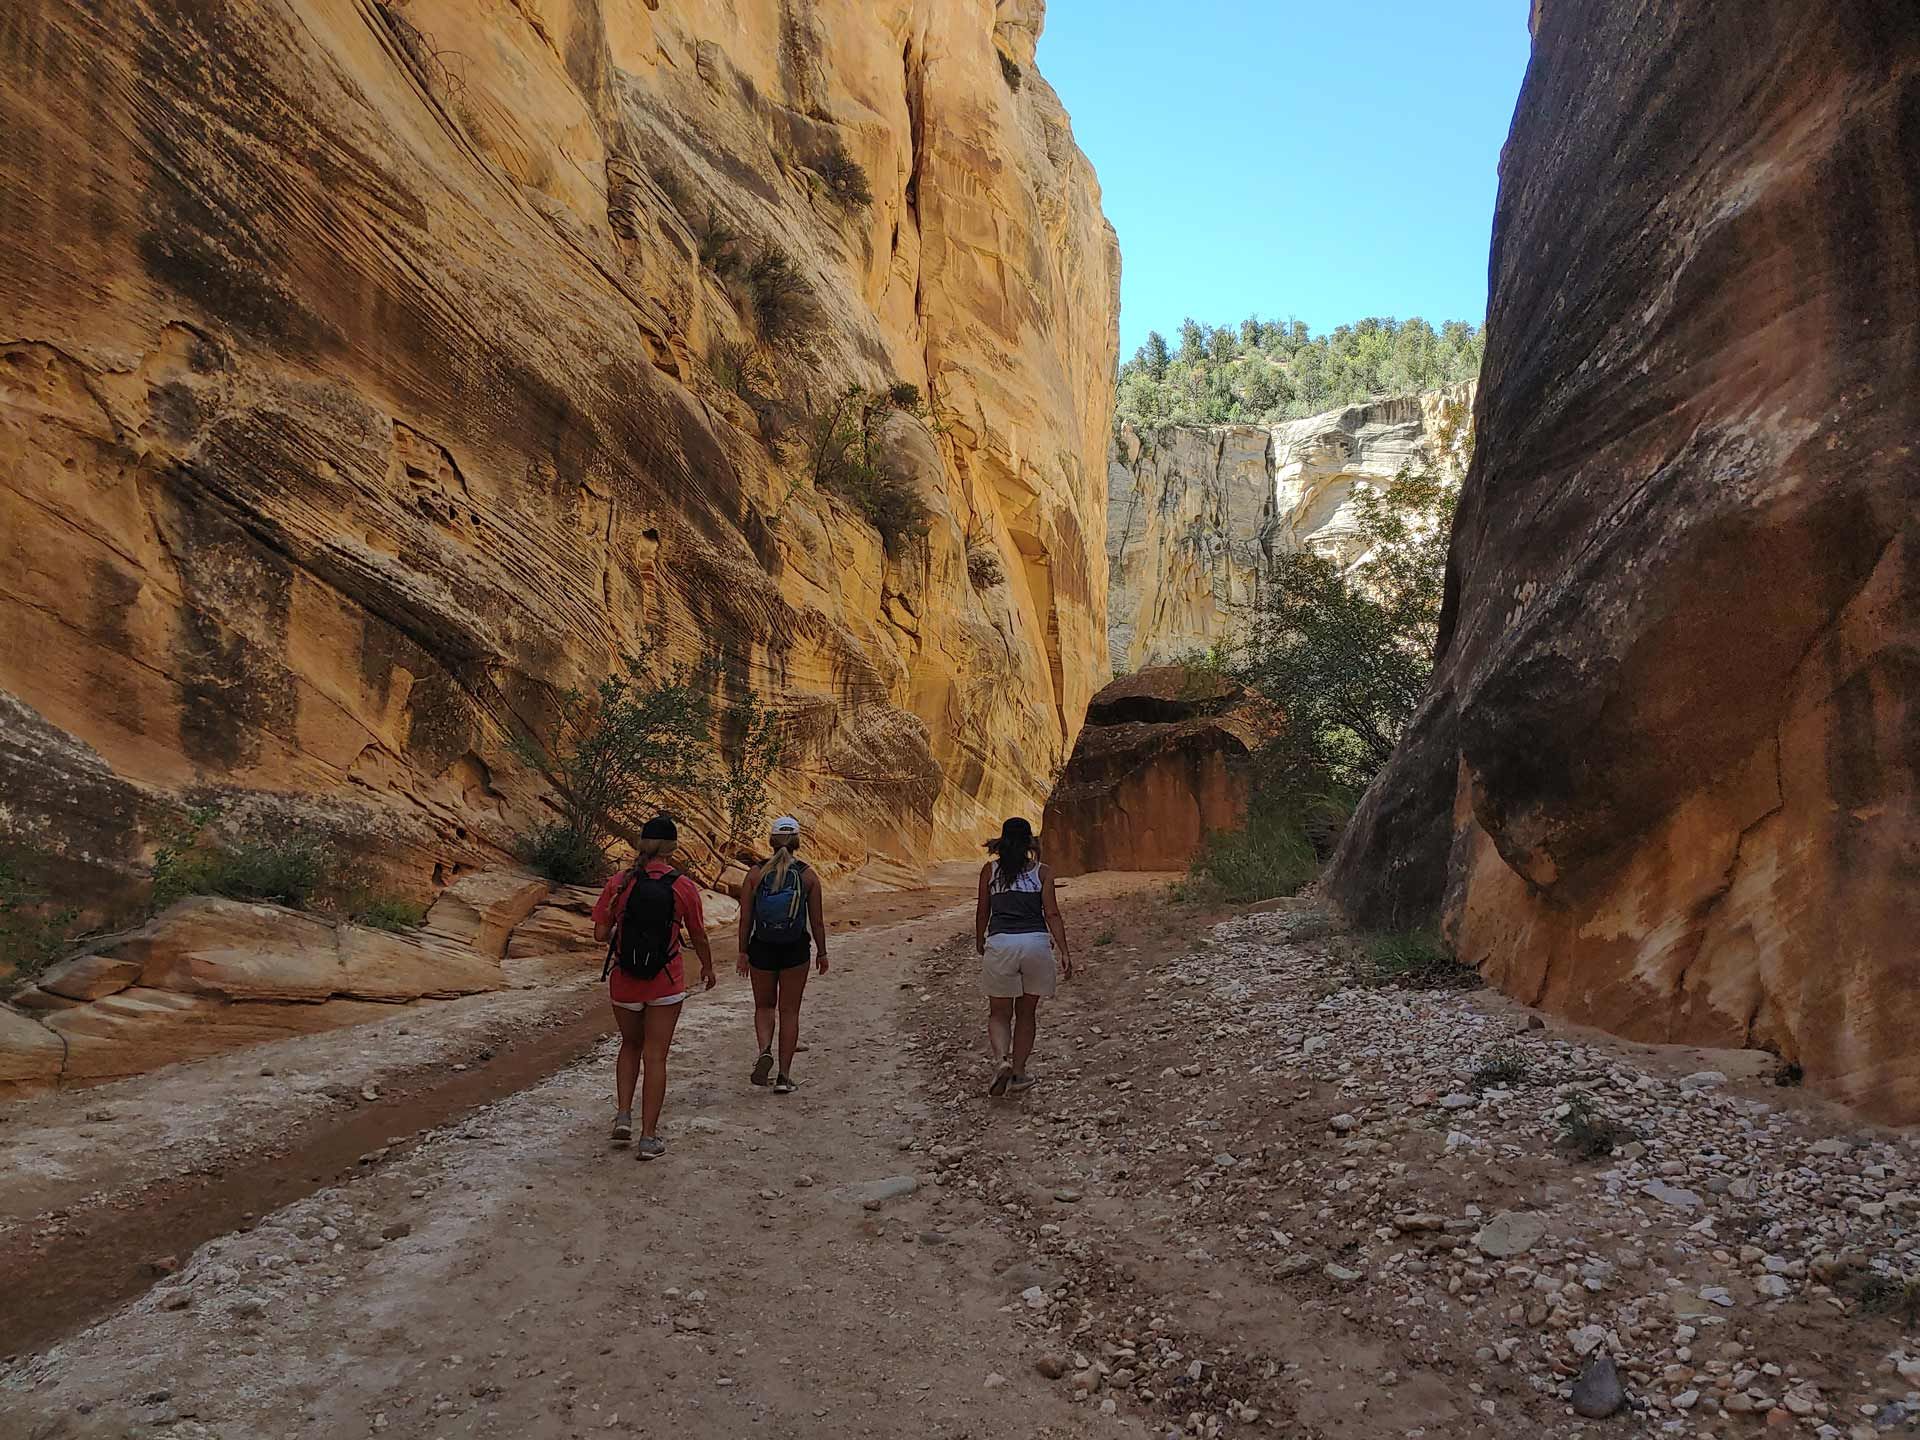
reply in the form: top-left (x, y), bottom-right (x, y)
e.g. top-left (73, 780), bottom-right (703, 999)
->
top-left (975, 816), bottom-right (1073, 1096)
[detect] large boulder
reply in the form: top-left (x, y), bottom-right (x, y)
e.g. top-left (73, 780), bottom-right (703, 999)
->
top-left (1329, 2), bottom-right (1920, 1118)
top-left (1042, 668), bottom-right (1279, 876)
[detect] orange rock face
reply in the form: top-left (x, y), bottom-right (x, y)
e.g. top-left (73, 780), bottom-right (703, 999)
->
top-left (1043, 669), bottom-right (1278, 876)
top-left (0, 1), bottom-right (1118, 904)
top-left (1329, 4), bottom-right (1920, 1118)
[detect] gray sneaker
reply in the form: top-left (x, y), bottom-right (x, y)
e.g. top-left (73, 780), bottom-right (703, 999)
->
top-left (611, 1112), bottom-right (633, 1143)
top-left (1006, 1074), bottom-right (1037, 1094)
top-left (635, 1136), bottom-right (667, 1161)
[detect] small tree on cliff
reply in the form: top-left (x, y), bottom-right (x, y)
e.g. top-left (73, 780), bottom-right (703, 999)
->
top-left (512, 652), bottom-right (783, 884)
top-left (1236, 398), bottom-right (1469, 791)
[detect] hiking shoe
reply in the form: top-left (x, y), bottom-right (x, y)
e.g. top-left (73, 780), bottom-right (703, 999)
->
top-left (611, 1112), bottom-right (633, 1142)
top-left (1007, 1074), bottom-right (1037, 1094)
top-left (988, 1062), bottom-right (1014, 1098)
top-left (635, 1136), bottom-right (667, 1161)
top-left (751, 1050), bottom-right (775, 1087)
top-left (773, 1074), bottom-right (798, 1095)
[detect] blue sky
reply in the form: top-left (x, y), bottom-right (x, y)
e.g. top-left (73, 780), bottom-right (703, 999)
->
top-left (1035, 0), bottom-right (1535, 359)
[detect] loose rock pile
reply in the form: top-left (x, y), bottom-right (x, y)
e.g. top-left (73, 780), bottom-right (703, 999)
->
top-left (910, 901), bottom-right (1920, 1438)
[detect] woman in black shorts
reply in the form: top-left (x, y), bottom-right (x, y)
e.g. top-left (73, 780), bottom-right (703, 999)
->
top-left (736, 816), bottom-right (827, 1094)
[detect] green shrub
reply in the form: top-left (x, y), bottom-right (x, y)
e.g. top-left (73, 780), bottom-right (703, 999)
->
top-left (517, 822), bottom-right (609, 886)
top-left (745, 245), bottom-right (815, 346)
top-left (349, 895), bottom-right (428, 932)
top-left (1092, 929), bottom-right (1115, 947)
top-left (0, 853), bottom-right (77, 989)
top-left (1188, 807), bottom-right (1318, 904)
top-left (150, 806), bottom-right (335, 911)
top-left (651, 165), bottom-right (690, 212)
top-left (813, 142), bottom-right (872, 207)
top-left (966, 542), bottom-right (1005, 590)
top-left (1471, 1048), bottom-right (1529, 1090)
top-left (510, 644), bottom-right (786, 874)
top-left (1362, 930), bottom-right (1480, 991)
top-left (805, 385), bottom-right (934, 557)
top-left (709, 338), bottom-right (771, 406)
top-left (696, 203), bottom-right (742, 277)
top-left (1556, 1093), bottom-right (1637, 1160)
top-left (998, 53), bottom-right (1023, 90)
top-left (1841, 1270), bottom-right (1920, 1327)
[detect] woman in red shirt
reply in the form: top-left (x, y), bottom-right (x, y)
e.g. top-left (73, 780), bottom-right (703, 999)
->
top-left (592, 815), bottom-right (715, 1160)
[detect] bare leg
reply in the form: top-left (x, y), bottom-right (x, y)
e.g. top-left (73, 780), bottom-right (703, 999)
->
top-left (750, 966), bottom-right (778, 1056)
top-left (639, 1001), bottom-right (683, 1138)
top-left (612, 1004), bottom-right (645, 1115)
top-left (1012, 995), bottom-right (1040, 1078)
top-left (776, 963), bottom-right (810, 1076)
top-left (987, 997), bottom-right (1016, 1063)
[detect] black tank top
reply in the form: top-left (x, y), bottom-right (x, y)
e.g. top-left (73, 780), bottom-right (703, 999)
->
top-left (987, 861), bottom-right (1047, 936)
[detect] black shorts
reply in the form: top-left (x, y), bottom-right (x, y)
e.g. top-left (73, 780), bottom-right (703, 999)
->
top-left (748, 937), bottom-right (811, 971)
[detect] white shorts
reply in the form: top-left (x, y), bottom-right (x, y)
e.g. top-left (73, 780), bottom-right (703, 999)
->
top-left (612, 992), bottom-right (686, 1011)
top-left (982, 932), bottom-right (1056, 998)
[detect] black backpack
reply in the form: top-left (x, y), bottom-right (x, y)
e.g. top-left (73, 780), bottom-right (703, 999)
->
top-left (602, 866), bottom-right (681, 981)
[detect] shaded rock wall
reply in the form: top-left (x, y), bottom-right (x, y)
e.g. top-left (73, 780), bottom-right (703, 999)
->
top-left (0, 0), bottom-right (1119, 907)
top-left (1329, 2), bottom-right (1920, 1119)
top-left (1106, 388), bottom-right (1469, 672)
top-left (1042, 667), bottom-right (1278, 876)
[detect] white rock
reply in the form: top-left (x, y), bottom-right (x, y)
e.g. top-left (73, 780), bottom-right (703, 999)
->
top-left (1642, 1179), bottom-right (1702, 1210)
top-left (1679, 1071), bottom-right (1728, 1091)
top-left (1474, 1211), bottom-right (1547, 1259)
top-left (1571, 1325), bottom-right (1608, 1357)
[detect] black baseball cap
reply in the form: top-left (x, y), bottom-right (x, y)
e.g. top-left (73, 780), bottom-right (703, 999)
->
top-left (640, 814), bottom-right (678, 841)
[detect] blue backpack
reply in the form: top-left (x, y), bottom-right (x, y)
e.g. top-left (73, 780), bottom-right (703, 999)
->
top-left (752, 860), bottom-right (809, 944)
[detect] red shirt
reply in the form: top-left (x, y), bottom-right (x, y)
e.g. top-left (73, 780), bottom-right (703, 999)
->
top-left (594, 861), bottom-right (708, 1004)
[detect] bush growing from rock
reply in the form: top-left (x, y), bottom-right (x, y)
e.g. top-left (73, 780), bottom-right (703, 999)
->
top-left (813, 141), bottom-right (872, 207)
top-left (511, 650), bottom-right (785, 883)
top-left (0, 853), bottom-right (78, 990)
top-left (744, 244), bottom-right (815, 346)
top-left (805, 384), bottom-right (934, 557)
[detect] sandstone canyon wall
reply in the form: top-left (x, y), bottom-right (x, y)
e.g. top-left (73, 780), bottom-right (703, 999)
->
top-left (1329, 2), bottom-right (1920, 1118)
top-left (1106, 387), bottom-right (1470, 672)
top-left (0, 0), bottom-right (1119, 912)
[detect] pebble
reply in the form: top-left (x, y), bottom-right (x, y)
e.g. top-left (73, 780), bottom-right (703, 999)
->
top-left (1571, 1354), bottom-right (1626, 1418)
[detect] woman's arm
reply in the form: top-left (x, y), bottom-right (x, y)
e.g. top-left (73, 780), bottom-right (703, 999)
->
top-left (974, 863), bottom-right (992, 955)
top-left (807, 868), bottom-right (828, 973)
top-left (735, 863), bottom-right (761, 975)
top-left (1041, 865), bottom-right (1072, 979)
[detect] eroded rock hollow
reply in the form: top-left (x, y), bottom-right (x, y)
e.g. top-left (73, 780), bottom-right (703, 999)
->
top-left (0, 0), bottom-right (1119, 902)
top-left (1330, 1), bottom-right (1920, 1118)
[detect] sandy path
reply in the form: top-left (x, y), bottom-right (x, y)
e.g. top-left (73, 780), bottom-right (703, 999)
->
top-left (2, 873), bottom-right (1167, 1439)
top-left (0, 881), bottom-right (981, 1358)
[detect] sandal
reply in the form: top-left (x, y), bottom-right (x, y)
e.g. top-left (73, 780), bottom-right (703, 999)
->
top-left (751, 1050), bottom-right (774, 1087)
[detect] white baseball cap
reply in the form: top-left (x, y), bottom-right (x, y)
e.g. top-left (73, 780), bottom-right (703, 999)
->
top-left (770, 816), bottom-right (801, 836)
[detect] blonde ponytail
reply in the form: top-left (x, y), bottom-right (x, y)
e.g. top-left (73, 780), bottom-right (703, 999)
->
top-left (631, 836), bottom-right (672, 869)
top-left (768, 835), bottom-right (797, 889)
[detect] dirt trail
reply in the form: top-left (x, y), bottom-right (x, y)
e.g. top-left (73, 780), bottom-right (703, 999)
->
top-left (0, 881), bottom-right (975, 1360)
top-left (0, 873), bottom-right (1164, 1440)
top-left (9, 873), bottom-right (1920, 1440)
